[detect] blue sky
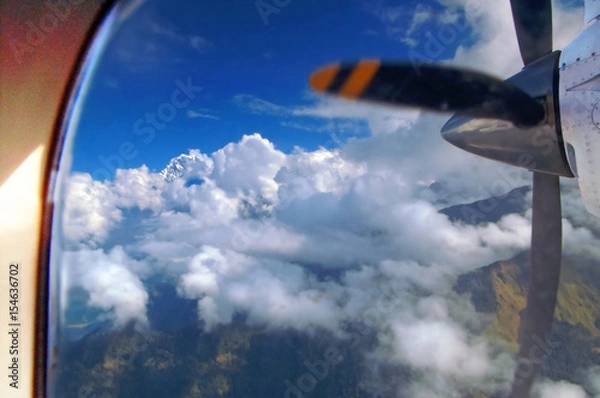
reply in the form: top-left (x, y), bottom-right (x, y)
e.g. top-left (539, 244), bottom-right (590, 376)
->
top-left (71, 0), bottom-right (471, 178)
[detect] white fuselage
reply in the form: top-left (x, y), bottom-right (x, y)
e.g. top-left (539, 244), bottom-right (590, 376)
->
top-left (559, 2), bottom-right (600, 215)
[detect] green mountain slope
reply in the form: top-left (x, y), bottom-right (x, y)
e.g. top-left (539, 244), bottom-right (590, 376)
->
top-left (455, 251), bottom-right (600, 383)
top-left (55, 319), bottom-right (384, 398)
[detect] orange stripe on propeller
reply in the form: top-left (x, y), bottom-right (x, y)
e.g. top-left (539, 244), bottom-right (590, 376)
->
top-left (339, 60), bottom-right (380, 98)
top-left (309, 63), bottom-right (340, 92)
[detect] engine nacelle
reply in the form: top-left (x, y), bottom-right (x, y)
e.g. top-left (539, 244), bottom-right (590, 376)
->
top-left (559, 19), bottom-right (600, 216)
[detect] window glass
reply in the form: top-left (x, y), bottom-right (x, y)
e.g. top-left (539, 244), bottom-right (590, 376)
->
top-left (50, 1), bottom-right (599, 397)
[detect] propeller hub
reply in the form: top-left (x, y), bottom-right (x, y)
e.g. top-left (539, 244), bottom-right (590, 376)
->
top-left (441, 51), bottom-right (573, 177)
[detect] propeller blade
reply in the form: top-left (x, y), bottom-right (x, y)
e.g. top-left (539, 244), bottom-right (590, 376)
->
top-left (510, 172), bottom-right (562, 397)
top-left (510, 0), bottom-right (553, 65)
top-left (309, 61), bottom-right (545, 127)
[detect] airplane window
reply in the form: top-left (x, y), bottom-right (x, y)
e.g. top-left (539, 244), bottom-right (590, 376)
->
top-left (48, 0), bottom-right (600, 397)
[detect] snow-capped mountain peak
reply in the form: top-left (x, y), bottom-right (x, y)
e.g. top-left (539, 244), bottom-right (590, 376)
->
top-left (160, 150), bottom-right (214, 182)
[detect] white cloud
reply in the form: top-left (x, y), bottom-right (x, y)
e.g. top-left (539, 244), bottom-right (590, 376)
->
top-left (234, 91), bottom-right (419, 140)
top-left (112, 165), bottom-right (165, 212)
top-left (187, 109), bottom-right (220, 120)
top-left (189, 36), bottom-right (214, 53)
top-left (553, 1), bottom-right (585, 51)
top-left (62, 172), bottom-right (123, 248)
top-left (535, 379), bottom-right (587, 398)
top-left (62, 246), bottom-right (149, 328)
top-left (60, 132), bottom-right (533, 334)
top-left (62, 166), bottom-right (165, 249)
top-left (449, 0), bottom-right (584, 76)
top-left (276, 147), bottom-right (367, 202)
top-left (294, 94), bottom-right (420, 136)
top-left (176, 246), bottom-right (347, 331)
top-left (233, 94), bottom-right (289, 115)
top-left (148, 20), bottom-right (215, 53)
top-left (450, 0), bottom-right (523, 76)
top-left (210, 133), bottom-right (286, 201)
top-left (391, 318), bottom-right (489, 377)
top-left (364, 1), bottom-right (463, 47)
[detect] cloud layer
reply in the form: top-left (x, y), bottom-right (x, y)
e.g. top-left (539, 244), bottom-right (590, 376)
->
top-left (59, 126), bottom-right (600, 395)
